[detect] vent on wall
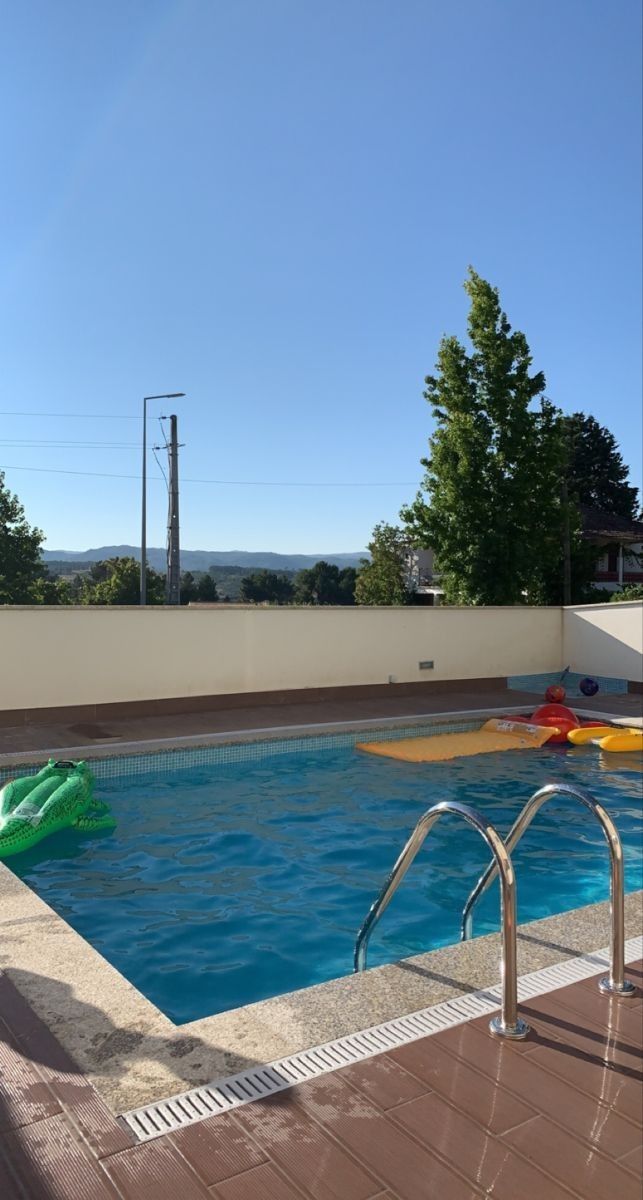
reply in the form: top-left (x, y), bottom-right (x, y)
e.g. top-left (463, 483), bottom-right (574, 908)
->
top-left (120, 936), bottom-right (641, 1143)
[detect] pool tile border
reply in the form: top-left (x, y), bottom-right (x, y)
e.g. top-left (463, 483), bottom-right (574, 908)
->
top-left (0, 714), bottom-right (491, 782)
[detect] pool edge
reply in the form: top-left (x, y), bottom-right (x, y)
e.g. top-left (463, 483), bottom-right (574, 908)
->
top-left (0, 857), bottom-right (640, 1115)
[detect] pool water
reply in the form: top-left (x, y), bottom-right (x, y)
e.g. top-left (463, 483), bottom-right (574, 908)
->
top-left (9, 740), bottom-right (642, 1024)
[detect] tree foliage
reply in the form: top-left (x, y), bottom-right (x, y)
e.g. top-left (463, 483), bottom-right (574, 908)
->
top-left (237, 563), bottom-right (356, 605)
top-left (239, 570), bottom-right (294, 604)
top-left (562, 413), bottom-right (639, 519)
top-left (401, 270), bottom-right (566, 605)
top-left (355, 523), bottom-right (413, 605)
top-left (0, 471), bottom-right (46, 603)
top-left (32, 575), bottom-right (73, 605)
top-left (79, 557), bottom-right (165, 605)
top-left (611, 584), bottom-right (643, 601)
top-left (180, 571), bottom-right (219, 603)
top-left (293, 561), bottom-right (356, 605)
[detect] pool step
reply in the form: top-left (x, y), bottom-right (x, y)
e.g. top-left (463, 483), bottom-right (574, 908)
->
top-left (120, 935), bottom-right (642, 1143)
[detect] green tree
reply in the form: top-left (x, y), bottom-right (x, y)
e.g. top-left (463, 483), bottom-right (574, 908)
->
top-left (0, 471), bottom-right (46, 602)
top-left (80, 557), bottom-right (165, 604)
top-left (293, 561), bottom-right (356, 605)
top-left (563, 413), bottom-right (639, 519)
top-left (611, 584), bottom-right (643, 601)
top-left (355, 523), bottom-right (413, 605)
top-left (32, 575), bottom-right (73, 605)
top-left (527, 413), bottom-right (639, 603)
top-left (401, 269), bottom-right (565, 605)
top-left (180, 571), bottom-right (219, 603)
top-left (196, 573), bottom-right (218, 602)
top-left (337, 566), bottom-right (357, 605)
top-left (179, 571), bottom-right (198, 603)
top-left (239, 570), bottom-right (294, 604)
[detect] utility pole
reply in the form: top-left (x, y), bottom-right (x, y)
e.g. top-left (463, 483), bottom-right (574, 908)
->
top-left (141, 393), bottom-right (184, 604)
top-left (166, 414), bottom-right (182, 605)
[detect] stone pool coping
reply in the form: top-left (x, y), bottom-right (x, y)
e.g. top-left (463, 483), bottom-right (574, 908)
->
top-left (0, 701), bottom-right (637, 772)
top-left (1, 854), bottom-right (640, 1115)
top-left (0, 704), bottom-right (533, 769)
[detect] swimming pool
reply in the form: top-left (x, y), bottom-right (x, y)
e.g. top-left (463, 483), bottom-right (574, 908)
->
top-left (8, 732), bottom-right (642, 1024)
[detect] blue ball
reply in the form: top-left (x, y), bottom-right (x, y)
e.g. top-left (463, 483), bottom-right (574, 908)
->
top-left (579, 677), bottom-right (599, 696)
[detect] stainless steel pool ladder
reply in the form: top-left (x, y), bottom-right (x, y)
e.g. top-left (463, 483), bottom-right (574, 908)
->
top-left (353, 800), bottom-right (530, 1040)
top-left (461, 783), bottom-right (636, 998)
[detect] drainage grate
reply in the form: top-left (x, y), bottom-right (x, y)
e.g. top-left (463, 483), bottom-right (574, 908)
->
top-left (121, 935), bottom-right (642, 1142)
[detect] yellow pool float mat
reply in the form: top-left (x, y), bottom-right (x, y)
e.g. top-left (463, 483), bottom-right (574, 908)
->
top-left (567, 726), bottom-right (643, 751)
top-left (357, 719), bottom-right (555, 763)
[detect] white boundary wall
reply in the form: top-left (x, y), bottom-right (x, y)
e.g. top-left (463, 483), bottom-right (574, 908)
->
top-left (0, 606), bottom-right (564, 710)
top-left (562, 601), bottom-right (643, 684)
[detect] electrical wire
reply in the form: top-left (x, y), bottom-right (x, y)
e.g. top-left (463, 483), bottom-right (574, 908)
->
top-left (0, 463), bottom-right (419, 487)
top-left (0, 411), bottom-right (146, 419)
top-left (0, 440), bottom-right (140, 449)
top-left (152, 416), bottom-right (170, 491)
top-left (152, 447), bottom-right (169, 492)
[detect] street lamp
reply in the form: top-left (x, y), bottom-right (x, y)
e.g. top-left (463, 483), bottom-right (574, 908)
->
top-left (141, 393), bottom-right (185, 604)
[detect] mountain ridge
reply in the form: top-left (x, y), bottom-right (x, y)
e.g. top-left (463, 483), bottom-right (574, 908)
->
top-left (42, 546), bottom-right (366, 572)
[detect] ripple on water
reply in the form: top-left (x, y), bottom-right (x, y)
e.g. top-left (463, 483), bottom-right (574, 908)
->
top-left (9, 742), bottom-right (642, 1023)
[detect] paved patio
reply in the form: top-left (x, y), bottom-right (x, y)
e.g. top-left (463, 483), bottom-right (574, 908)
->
top-left (1, 687), bottom-right (641, 1196)
top-left (0, 957), bottom-right (640, 1198)
top-left (1, 686), bottom-right (641, 758)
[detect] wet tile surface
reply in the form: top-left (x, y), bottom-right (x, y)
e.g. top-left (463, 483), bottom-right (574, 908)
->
top-left (0, 961), bottom-right (641, 1198)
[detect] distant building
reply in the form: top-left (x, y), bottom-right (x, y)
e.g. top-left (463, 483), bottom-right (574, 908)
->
top-left (407, 505), bottom-right (643, 603)
top-left (407, 548), bottom-right (444, 605)
top-left (580, 505), bottom-right (643, 593)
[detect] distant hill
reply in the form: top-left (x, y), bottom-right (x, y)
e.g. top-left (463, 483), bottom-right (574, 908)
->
top-left (42, 545), bottom-right (366, 572)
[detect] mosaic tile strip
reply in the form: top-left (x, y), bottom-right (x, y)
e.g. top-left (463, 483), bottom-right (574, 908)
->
top-left (0, 718), bottom-right (483, 785)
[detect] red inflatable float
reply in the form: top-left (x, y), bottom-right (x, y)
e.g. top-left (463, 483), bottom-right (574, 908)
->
top-left (499, 705), bottom-right (601, 745)
top-left (531, 703), bottom-right (580, 744)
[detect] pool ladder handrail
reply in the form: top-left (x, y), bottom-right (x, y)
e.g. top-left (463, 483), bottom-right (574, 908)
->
top-left (353, 800), bottom-right (530, 1040)
top-left (461, 782), bottom-right (636, 998)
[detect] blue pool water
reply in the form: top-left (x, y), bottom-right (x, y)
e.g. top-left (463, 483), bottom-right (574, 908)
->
top-left (9, 739), bottom-right (642, 1024)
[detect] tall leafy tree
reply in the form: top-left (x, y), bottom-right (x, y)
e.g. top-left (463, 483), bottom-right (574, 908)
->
top-left (195, 573), bottom-right (219, 602)
top-left (179, 571), bottom-right (218, 603)
top-left (239, 570), bottom-right (294, 604)
top-left (293, 561), bottom-right (356, 605)
top-left (80, 557), bottom-right (165, 604)
top-left (32, 575), bottom-right (73, 604)
top-left (401, 270), bottom-right (565, 604)
top-left (562, 412), bottom-right (639, 519)
top-left (0, 471), bottom-right (46, 603)
top-left (337, 567), bottom-right (358, 605)
top-left (179, 571), bottom-right (199, 603)
top-left (355, 523), bottom-right (413, 605)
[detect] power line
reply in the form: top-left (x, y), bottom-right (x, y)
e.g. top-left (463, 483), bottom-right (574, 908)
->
top-left (0, 411), bottom-right (146, 419)
top-left (1, 464), bottom-right (144, 480)
top-left (0, 440), bottom-right (140, 448)
top-left (152, 416), bottom-right (169, 490)
top-left (152, 447), bottom-right (169, 491)
top-left (0, 462), bottom-right (419, 487)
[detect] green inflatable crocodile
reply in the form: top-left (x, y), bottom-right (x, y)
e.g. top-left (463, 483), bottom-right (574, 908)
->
top-left (0, 760), bottom-right (115, 859)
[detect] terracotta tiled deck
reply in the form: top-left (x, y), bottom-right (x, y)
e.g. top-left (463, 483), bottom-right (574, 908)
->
top-left (0, 959), bottom-right (641, 1199)
top-left (1, 686), bottom-right (641, 758)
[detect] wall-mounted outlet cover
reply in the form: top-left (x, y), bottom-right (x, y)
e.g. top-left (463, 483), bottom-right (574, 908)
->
top-left (418, 660), bottom-right (434, 670)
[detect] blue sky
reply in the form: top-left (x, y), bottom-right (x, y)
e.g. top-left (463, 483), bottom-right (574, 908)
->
top-left (1, 0), bottom-right (641, 554)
